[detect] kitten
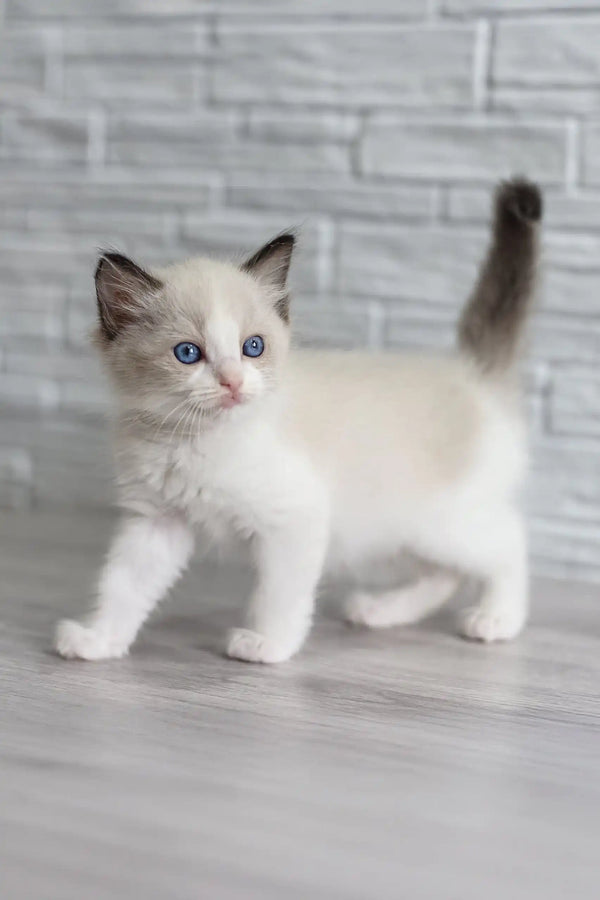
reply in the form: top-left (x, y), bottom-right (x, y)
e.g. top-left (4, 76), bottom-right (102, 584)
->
top-left (55, 177), bottom-right (542, 664)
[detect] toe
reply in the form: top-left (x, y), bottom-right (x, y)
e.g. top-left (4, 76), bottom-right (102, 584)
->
top-left (54, 619), bottom-right (128, 661)
top-left (459, 606), bottom-right (525, 643)
top-left (225, 628), bottom-right (297, 664)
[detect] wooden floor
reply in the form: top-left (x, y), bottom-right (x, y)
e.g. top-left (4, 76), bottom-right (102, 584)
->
top-left (1, 508), bottom-right (599, 900)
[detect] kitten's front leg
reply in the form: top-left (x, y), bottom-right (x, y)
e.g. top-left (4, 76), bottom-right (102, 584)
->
top-left (55, 513), bottom-right (194, 661)
top-left (226, 511), bottom-right (328, 664)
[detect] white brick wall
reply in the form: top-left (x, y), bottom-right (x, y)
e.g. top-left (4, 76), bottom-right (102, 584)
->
top-left (1, 0), bottom-right (599, 581)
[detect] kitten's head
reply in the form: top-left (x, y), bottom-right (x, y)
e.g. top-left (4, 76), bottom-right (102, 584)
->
top-left (94, 234), bottom-right (294, 429)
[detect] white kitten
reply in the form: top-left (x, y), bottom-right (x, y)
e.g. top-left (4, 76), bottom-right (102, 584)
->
top-left (55, 178), bottom-right (542, 664)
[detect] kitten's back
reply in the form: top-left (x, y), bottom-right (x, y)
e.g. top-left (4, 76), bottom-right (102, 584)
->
top-left (281, 349), bottom-right (523, 499)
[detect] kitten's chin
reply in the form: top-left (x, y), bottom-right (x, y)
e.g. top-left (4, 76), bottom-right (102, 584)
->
top-left (221, 396), bottom-right (240, 410)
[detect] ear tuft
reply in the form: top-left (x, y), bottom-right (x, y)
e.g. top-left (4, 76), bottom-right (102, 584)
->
top-left (241, 232), bottom-right (295, 322)
top-left (95, 251), bottom-right (162, 341)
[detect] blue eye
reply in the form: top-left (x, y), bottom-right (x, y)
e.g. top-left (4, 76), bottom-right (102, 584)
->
top-left (242, 335), bottom-right (264, 358)
top-left (173, 342), bottom-right (202, 364)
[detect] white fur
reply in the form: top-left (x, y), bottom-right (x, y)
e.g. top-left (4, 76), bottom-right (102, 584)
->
top-left (345, 573), bottom-right (460, 629)
top-left (55, 257), bottom-right (529, 664)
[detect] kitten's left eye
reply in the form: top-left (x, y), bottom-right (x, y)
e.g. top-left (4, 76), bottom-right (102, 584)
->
top-left (242, 335), bottom-right (264, 358)
top-left (173, 342), bottom-right (202, 364)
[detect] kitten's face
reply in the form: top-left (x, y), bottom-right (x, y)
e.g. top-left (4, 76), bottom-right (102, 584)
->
top-left (94, 235), bottom-right (293, 430)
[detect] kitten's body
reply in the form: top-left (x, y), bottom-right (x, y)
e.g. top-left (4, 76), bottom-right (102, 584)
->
top-left (55, 179), bottom-right (541, 664)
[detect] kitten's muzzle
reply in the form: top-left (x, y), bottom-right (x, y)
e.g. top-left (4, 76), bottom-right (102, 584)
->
top-left (216, 359), bottom-right (244, 408)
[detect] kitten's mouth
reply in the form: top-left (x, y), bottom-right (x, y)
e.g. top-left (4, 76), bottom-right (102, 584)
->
top-left (220, 391), bottom-right (244, 410)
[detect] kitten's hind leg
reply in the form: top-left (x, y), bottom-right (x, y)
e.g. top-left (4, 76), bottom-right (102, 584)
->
top-left (344, 572), bottom-right (459, 629)
top-left (457, 508), bottom-right (528, 643)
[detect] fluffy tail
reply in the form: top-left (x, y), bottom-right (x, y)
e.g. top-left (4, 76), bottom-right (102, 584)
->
top-left (458, 177), bottom-right (542, 375)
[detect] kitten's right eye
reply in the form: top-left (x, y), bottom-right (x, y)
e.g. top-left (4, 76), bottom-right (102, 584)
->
top-left (173, 342), bottom-right (202, 364)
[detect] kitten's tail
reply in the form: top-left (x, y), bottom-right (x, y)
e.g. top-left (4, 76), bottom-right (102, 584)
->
top-left (457, 177), bottom-right (542, 375)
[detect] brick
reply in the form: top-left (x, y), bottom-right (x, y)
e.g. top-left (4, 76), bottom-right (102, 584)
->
top-left (33, 457), bottom-right (112, 509)
top-left (530, 314), bottom-right (600, 365)
top-left (227, 174), bottom-right (436, 222)
top-left (362, 117), bottom-right (566, 184)
top-left (530, 517), bottom-right (600, 580)
top-left (0, 234), bottom-right (97, 289)
top-left (444, 0), bottom-right (600, 12)
top-left (582, 124), bottom-right (600, 186)
top-left (545, 267), bottom-right (600, 318)
top-left (62, 24), bottom-right (207, 56)
top-left (17, 415), bottom-right (114, 509)
top-left (542, 232), bottom-right (600, 316)
top-left (247, 111), bottom-right (360, 144)
top-left (61, 379), bottom-right (110, 414)
top-left (108, 109), bottom-right (236, 147)
top-left (5, 0), bottom-right (211, 14)
top-left (27, 206), bottom-right (176, 241)
top-left (218, 0), bottom-right (425, 13)
top-left (545, 231), bottom-right (600, 269)
top-left (181, 211), bottom-right (326, 294)
top-left (0, 26), bottom-right (46, 102)
top-left (495, 20), bottom-right (600, 87)
top-left (293, 300), bottom-right (371, 349)
top-left (339, 222), bottom-right (487, 303)
top-left (445, 186), bottom-right (496, 223)
top-left (492, 87), bottom-right (600, 116)
top-left (0, 233), bottom-right (179, 302)
top-left (0, 373), bottom-right (60, 410)
top-left (528, 436), bottom-right (600, 525)
top-left (551, 367), bottom-right (600, 437)
top-left (110, 137), bottom-right (351, 176)
top-left (107, 111), bottom-right (351, 174)
top-left (382, 303), bottom-right (455, 351)
top-left (7, 0), bottom-right (426, 15)
top-left (66, 305), bottom-right (95, 348)
top-left (0, 165), bottom-right (214, 210)
top-left (64, 61), bottom-right (204, 106)
top-left (4, 348), bottom-right (100, 382)
top-left (1, 112), bottom-right (88, 163)
top-left (0, 410), bottom-right (106, 456)
top-left (0, 288), bottom-right (66, 341)
top-left (214, 24), bottom-right (476, 108)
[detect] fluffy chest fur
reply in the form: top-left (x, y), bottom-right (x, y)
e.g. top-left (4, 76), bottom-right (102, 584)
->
top-left (115, 401), bottom-right (326, 547)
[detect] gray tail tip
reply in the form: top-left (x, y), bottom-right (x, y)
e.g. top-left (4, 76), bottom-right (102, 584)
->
top-left (495, 177), bottom-right (543, 225)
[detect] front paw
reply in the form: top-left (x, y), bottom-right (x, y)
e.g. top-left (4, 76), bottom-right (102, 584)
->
top-left (225, 628), bottom-right (301, 664)
top-left (54, 619), bottom-right (130, 661)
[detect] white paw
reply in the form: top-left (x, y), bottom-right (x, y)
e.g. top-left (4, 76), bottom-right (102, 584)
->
top-left (459, 605), bottom-right (526, 643)
top-left (225, 628), bottom-right (299, 664)
top-left (344, 592), bottom-right (383, 628)
top-left (54, 619), bottom-right (130, 661)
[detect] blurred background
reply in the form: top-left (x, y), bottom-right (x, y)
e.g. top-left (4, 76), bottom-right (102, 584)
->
top-left (0, 0), bottom-right (599, 581)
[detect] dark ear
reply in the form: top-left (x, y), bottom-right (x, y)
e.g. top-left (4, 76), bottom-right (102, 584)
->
top-left (95, 251), bottom-right (163, 341)
top-left (242, 233), bottom-right (295, 322)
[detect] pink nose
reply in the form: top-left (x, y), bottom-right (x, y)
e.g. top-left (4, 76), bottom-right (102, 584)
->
top-left (217, 362), bottom-right (243, 395)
